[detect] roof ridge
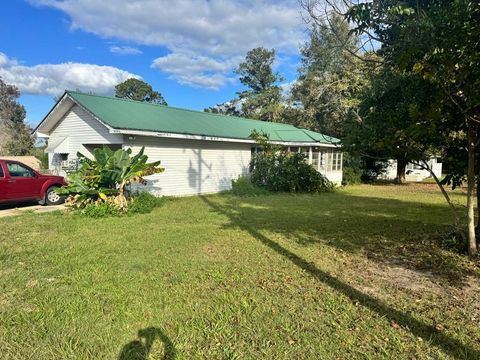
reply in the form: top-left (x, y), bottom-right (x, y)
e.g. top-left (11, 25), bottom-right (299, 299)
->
top-left (66, 90), bottom-right (299, 129)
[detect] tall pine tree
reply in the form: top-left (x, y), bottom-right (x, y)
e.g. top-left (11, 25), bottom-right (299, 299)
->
top-left (235, 47), bottom-right (284, 122)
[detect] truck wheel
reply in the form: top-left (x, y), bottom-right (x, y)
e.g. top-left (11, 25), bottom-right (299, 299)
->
top-left (45, 186), bottom-right (64, 205)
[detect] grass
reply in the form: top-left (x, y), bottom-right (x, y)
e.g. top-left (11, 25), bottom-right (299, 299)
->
top-left (0, 184), bottom-right (479, 359)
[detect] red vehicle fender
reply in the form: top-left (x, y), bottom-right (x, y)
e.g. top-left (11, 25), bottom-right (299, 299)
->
top-left (39, 178), bottom-right (66, 199)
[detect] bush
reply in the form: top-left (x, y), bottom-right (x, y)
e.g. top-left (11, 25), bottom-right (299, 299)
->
top-left (81, 201), bottom-right (122, 218)
top-left (341, 153), bottom-right (363, 185)
top-left (231, 176), bottom-right (270, 197)
top-left (361, 158), bottom-right (388, 183)
top-left (128, 192), bottom-right (164, 214)
top-left (73, 192), bottom-right (164, 218)
top-left (342, 166), bottom-right (362, 185)
top-left (250, 152), bottom-right (334, 193)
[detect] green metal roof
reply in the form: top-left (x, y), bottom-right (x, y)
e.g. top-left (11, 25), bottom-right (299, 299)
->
top-left (67, 91), bottom-right (339, 144)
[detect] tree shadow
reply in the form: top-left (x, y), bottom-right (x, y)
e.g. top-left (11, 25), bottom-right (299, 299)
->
top-left (208, 192), bottom-right (475, 285)
top-left (118, 327), bottom-right (176, 360)
top-left (200, 195), bottom-right (480, 359)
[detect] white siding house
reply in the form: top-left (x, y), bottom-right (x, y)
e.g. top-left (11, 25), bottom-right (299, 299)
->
top-left (125, 136), bottom-right (251, 196)
top-left (378, 157), bottom-right (442, 182)
top-left (34, 91), bottom-right (343, 196)
top-left (46, 105), bottom-right (123, 172)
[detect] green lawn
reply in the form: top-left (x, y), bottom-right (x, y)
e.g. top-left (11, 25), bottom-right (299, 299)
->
top-left (1, 184), bottom-right (479, 359)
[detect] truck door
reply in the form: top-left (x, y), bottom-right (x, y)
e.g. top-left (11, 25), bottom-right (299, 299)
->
top-left (5, 161), bottom-right (40, 201)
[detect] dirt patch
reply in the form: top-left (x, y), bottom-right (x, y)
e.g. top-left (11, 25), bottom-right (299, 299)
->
top-left (356, 260), bottom-right (444, 295)
top-left (351, 257), bottom-right (480, 323)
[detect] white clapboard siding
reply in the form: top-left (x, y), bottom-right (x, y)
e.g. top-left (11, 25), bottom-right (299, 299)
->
top-left (48, 105), bottom-right (123, 164)
top-left (124, 136), bottom-right (251, 196)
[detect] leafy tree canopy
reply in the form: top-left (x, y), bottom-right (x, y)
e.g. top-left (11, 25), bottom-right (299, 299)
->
top-left (115, 78), bottom-right (168, 105)
top-left (347, 0), bottom-right (480, 253)
top-left (290, 14), bottom-right (369, 137)
top-left (0, 78), bottom-right (33, 155)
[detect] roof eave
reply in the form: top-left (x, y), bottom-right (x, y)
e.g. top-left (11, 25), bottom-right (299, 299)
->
top-left (33, 91), bottom-right (117, 138)
top-left (32, 91), bottom-right (69, 137)
top-left (112, 128), bottom-right (340, 147)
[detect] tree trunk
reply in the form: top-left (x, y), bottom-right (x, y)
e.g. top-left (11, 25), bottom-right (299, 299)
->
top-left (396, 159), bottom-right (407, 184)
top-left (423, 160), bottom-right (459, 227)
top-left (476, 176), bottom-right (480, 237)
top-left (466, 125), bottom-right (478, 256)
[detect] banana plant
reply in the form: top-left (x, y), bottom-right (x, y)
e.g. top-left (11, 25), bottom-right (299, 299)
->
top-left (58, 146), bottom-right (164, 209)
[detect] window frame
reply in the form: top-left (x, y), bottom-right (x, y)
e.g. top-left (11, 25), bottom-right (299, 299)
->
top-left (6, 161), bottom-right (36, 178)
top-left (326, 150), bottom-right (342, 172)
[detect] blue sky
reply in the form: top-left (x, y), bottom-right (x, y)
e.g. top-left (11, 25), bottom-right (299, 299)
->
top-left (1, 0), bottom-right (306, 127)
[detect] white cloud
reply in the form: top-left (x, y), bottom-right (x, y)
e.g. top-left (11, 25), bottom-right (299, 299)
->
top-left (109, 45), bottom-right (143, 55)
top-left (151, 52), bottom-right (238, 89)
top-left (29, 0), bottom-right (305, 89)
top-left (0, 52), bottom-right (139, 96)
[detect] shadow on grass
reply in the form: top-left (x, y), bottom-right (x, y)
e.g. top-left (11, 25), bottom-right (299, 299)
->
top-left (201, 195), bottom-right (479, 359)
top-left (213, 191), bottom-right (474, 285)
top-left (118, 327), bottom-right (176, 360)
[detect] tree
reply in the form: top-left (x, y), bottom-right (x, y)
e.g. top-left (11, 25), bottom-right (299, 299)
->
top-left (346, 0), bottom-right (480, 254)
top-left (204, 99), bottom-right (243, 117)
top-left (235, 47), bottom-right (284, 121)
top-left (115, 78), bottom-right (167, 105)
top-left (0, 78), bottom-right (34, 155)
top-left (236, 47), bottom-right (280, 94)
top-left (291, 15), bottom-right (368, 138)
top-left (346, 69), bottom-right (444, 184)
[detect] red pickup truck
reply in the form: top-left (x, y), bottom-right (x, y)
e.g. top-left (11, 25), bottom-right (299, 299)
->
top-left (0, 159), bottom-right (66, 205)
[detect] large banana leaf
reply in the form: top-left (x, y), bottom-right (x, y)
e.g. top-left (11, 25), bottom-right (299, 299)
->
top-left (60, 145), bottom-right (164, 200)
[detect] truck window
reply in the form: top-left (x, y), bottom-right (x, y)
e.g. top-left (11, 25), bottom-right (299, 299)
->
top-left (0, 164), bottom-right (3, 177)
top-left (6, 162), bottom-right (35, 177)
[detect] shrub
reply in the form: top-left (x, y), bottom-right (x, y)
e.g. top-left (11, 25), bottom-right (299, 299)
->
top-left (75, 192), bottom-right (164, 218)
top-left (231, 176), bottom-right (270, 197)
top-left (361, 158), bottom-right (388, 183)
top-left (342, 166), bottom-right (362, 185)
top-left (250, 152), bottom-right (334, 193)
top-left (342, 153), bottom-right (363, 185)
top-left (81, 201), bottom-right (122, 218)
top-left (128, 192), bottom-right (164, 214)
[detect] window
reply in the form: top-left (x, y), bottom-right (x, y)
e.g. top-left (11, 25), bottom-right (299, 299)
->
top-left (0, 165), bottom-right (3, 177)
top-left (289, 146), bottom-right (299, 153)
top-left (6, 162), bottom-right (35, 177)
top-left (327, 151), bottom-right (342, 172)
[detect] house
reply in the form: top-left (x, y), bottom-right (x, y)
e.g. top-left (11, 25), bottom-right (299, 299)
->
top-left (377, 157), bottom-right (442, 182)
top-left (33, 91), bottom-right (342, 196)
